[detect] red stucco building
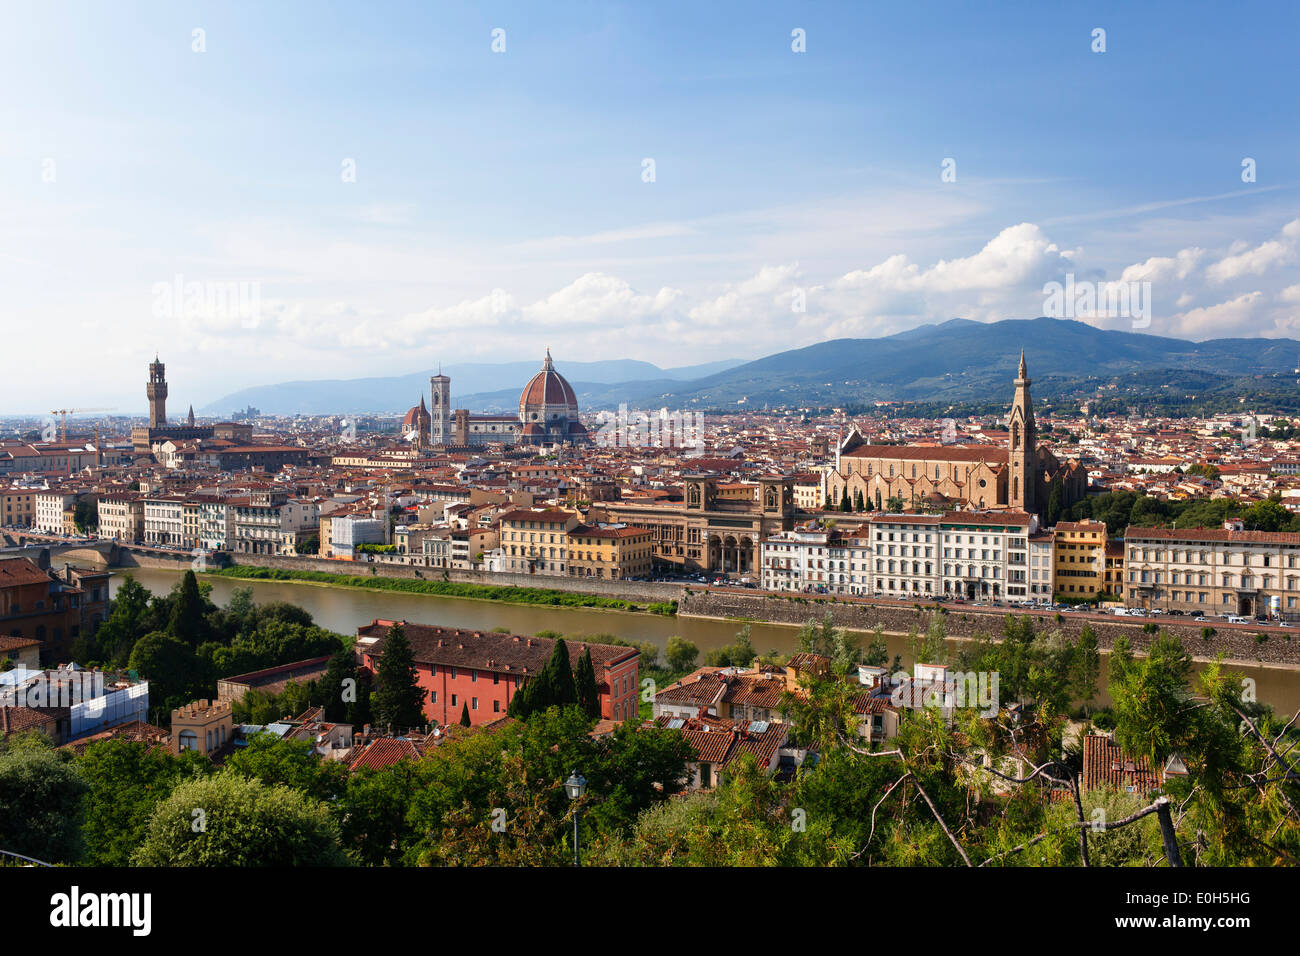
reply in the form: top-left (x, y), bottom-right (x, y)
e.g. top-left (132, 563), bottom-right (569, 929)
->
top-left (355, 620), bottom-right (640, 727)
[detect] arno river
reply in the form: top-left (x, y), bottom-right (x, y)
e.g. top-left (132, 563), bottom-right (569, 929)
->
top-left (112, 568), bottom-right (1300, 714)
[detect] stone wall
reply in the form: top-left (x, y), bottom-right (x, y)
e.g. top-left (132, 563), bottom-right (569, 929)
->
top-left (222, 553), bottom-right (682, 603)
top-left (679, 590), bottom-right (1300, 667)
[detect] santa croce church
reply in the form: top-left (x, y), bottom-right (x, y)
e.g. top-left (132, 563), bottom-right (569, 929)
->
top-left (822, 353), bottom-right (1086, 521)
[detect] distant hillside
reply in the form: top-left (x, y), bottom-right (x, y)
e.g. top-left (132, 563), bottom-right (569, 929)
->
top-left (200, 357), bottom-right (744, 416)
top-left (201, 318), bottom-right (1300, 415)
top-left (638, 318), bottom-right (1300, 409)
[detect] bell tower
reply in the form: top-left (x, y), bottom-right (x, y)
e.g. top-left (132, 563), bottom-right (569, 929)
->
top-left (429, 368), bottom-right (450, 446)
top-left (147, 355), bottom-right (168, 428)
top-left (1008, 350), bottom-right (1036, 515)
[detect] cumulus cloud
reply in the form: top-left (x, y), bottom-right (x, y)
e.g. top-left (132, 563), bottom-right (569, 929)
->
top-left (1205, 218), bottom-right (1298, 282)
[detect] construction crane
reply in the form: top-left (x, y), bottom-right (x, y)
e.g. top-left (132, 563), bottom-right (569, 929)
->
top-left (48, 407), bottom-right (116, 442)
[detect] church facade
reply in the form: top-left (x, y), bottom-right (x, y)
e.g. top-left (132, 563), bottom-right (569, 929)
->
top-left (823, 353), bottom-right (1085, 521)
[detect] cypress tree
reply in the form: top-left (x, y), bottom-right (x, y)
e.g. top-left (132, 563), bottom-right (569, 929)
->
top-left (167, 570), bottom-right (209, 647)
top-left (459, 701), bottom-right (471, 726)
top-left (840, 486), bottom-right (851, 512)
top-left (575, 649), bottom-right (600, 718)
top-left (372, 624), bottom-right (427, 732)
top-left (349, 667), bottom-right (373, 728)
top-left (318, 649), bottom-right (357, 723)
top-left (546, 638), bottom-right (578, 708)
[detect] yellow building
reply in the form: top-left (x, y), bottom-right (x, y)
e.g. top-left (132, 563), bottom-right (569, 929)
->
top-left (566, 525), bottom-right (654, 580)
top-left (1053, 519), bottom-right (1108, 599)
top-left (498, 507), bottom-right (580, 575)
top-left (0, 487), bottom-right (36, 528)
top-left (170, 699), bottom-right (234, 756)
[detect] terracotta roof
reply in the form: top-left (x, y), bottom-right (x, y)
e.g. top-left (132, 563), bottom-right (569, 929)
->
top-left (1082, 734), bottom-right (1163, 794)
top-left (357, 621), bottom-right (637, 677)
top-left (0, 557), bottom-right (52, 588)
top-left (348, 736), bottom-right (422, 772)
top-left (1125, 525), bottom-right (1300, 545)
top-left (843, 444), bottom-right (1009, 463)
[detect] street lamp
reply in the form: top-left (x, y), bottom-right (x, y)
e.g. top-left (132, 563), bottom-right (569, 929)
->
top-left (565, 770), bottom-right (587, 867)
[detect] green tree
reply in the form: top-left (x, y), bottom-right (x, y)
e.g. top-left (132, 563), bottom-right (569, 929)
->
top-left (460, 702), bottom-right (471, 726)
top-left (575, 648), bottom-right (600, 718)
top-left (664, 636), bottom-right (699, 673)
top-left (128, 630), bottom-right (205, 714)
top-left (371, 624), bottom-right (427, 732)
top-left (0, 742), bottom-right (88, 864)
top-left (167, 570), bottom-right (211, 647)
top-left (77, 739), bottom-right (209, 866)
top-left (314, 649), bottom-right (359, 723)
top-left (73, 498), bottom-right (98, 533)
top-left (133, 772), bottom-right (349, 866)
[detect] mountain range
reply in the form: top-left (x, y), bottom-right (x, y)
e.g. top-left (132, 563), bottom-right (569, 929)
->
top-left (201, 318), bottom-right (1300, 416)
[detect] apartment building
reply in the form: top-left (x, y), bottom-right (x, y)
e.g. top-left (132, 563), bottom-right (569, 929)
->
top-left (34, 490), bottom-right (79, 535)
top-left (938, 511), bottom-right (1035, 601)
top-left (869, 514), bottom-right (941, 598)
top-left (498, 507), bottom-right (579, 575)
top-left (1028, 531), bottom-right (1056, 600)
top-left (143, 494), bottom-right (189, 547)
top-left (97, 492), bottom-right (144, 543)
top-left (566, 524), bottom-right (653, 580)
top-left (1125, 520), bottom-right (1300, 618)
top-left (1053, 519), bottom-right (1108, 599)
top-left (760, 527), bottom-right (871, 594)
top-left (0, 487), bottom-right (37, 528)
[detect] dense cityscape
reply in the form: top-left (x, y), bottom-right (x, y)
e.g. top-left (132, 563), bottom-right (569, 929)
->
top-left (2, 0), bottom-right (1293, 939)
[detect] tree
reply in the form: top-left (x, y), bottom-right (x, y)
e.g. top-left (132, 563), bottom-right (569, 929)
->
top-left (167, 570), bottom-right (211, 646)
top-left (77, 739), bottom-right (210, 866)
top-left (854, 489), bottom-right (865, 512)
top-left (315, 649), bottom-right (359, 723)
top-left (73, 498), bottom-right (98, 533)
top-left (545, 639), bottom-right (578, 708)
top-left (222, 733), bottom-right (348, 802)
top-left (840, 486), bottom-right (851, 512)
top-left (0, 743), bottom-right (88, 864)
top-left (371, 625), bottom-right (427, 732)
top-left (575, 649), bottom-right (600, 718)
top-left (128, 631), bottom-right (205, 714)
top-left (132, 772), bottom-right (349, 866)
top-left (664, 636), bottom-right (699, 673)
top-left (460, 702), bottom-right (471, 726)
top-left (1047, 479), bottom-right (1063, 527)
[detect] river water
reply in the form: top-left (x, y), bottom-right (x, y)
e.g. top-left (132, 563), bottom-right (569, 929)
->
top-left (112, 568), bottom-right (1300, 714)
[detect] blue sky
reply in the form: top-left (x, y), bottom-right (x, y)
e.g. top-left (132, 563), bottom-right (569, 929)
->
top-left (1, 0), bottom-right (1297, 411)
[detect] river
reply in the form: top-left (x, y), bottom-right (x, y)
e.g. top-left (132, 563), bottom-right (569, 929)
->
top-left (111, 568), bottom-right (1300, 714)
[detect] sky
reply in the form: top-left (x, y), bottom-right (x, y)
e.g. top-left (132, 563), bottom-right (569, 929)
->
top-left (1, 0), bottom-right (1298, 413)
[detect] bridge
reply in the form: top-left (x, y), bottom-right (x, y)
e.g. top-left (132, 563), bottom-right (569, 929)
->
top-left (0, 534), bottom-right (229, 570)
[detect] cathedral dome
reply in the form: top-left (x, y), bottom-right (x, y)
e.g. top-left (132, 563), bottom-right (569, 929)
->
top-left (518, 349), bottom-right (578, 423)
top-left (402, 396), bottom-right (431, 435)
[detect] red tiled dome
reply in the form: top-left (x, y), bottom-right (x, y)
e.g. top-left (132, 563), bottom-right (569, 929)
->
top-left (402, 396), bottom-right (431, 430)
top-left (519, 350), bottom-right (578, 414)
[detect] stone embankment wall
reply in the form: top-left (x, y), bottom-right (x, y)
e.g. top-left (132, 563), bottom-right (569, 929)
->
top-left (219, 553), bottom-right (682, 603)
top-left (679, 590), bottom-right (1300, 667)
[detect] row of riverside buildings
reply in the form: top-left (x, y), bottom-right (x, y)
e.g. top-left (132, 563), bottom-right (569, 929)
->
top-left (761, 513), bottom-right (1300, 619)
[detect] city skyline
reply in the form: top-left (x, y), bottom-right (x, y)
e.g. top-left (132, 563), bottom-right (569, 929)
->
top-left (2, 0), bottom-right (1298, 411)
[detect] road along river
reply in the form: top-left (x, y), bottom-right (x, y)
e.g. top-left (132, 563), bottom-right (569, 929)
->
top-left (112, 568), bottom-right (1300, 715)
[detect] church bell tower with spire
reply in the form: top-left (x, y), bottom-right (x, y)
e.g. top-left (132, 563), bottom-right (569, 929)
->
top-left (1008, 349), bottom-right (1037, 516)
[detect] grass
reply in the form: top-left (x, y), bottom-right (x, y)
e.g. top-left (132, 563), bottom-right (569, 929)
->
top-left (209, 565), bottom-right (677, 615)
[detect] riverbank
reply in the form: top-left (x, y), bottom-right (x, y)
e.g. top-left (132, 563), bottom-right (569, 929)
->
top-left (207, 565), bottom-right (678, 615)
top-left (678, 590), bottom-right (1300, 669)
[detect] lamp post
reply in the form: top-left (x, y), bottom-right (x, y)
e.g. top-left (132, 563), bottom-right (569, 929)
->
top-left (565, 770), bottom-right (587, 867)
